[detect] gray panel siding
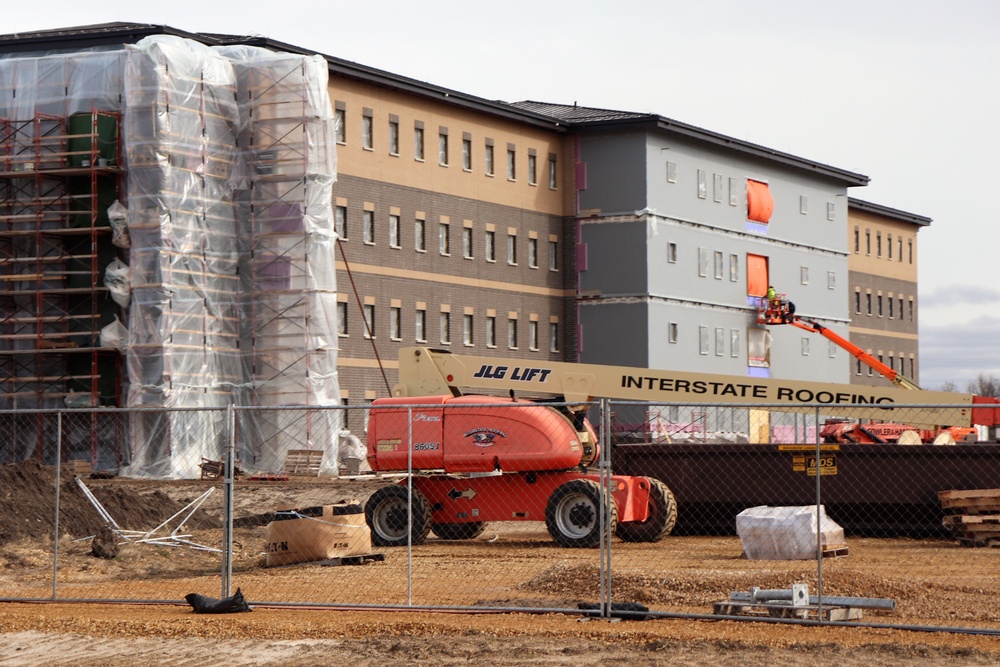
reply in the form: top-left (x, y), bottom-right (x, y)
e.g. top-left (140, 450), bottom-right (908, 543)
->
top-left (577, 132), bottom-right (648, 213)
top-left (579, 302), bottom-right (648, 368)
top-left (578, 220), bottom-right (648, 295)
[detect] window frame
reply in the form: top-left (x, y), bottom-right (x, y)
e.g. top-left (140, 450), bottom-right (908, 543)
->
top-left (414, 218), bottom-right (426, 252)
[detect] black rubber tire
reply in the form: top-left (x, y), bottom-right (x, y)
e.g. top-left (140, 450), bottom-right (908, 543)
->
top-left (545, 479), bottom-right (618, 548)
top-left (615, 478), bottom-right (677, 543)
top-left (364, 484), bottom-right (432, 547)
top-left (430, 522), bottom-right (487, 540)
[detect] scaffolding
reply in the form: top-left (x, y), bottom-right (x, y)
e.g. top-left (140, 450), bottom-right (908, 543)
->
top-left (220, 45), bottom-right (340, 472)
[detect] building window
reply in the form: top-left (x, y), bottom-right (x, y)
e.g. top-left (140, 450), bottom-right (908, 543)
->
top-left (899, 297), bottom-right (904, 319)
top-left (389, 306), bottom-right (401, 340)
top-left (334, 103), bottom-right (346, 144)
top-left (898, 237), bottom-right (903, 262)
top-left (827, 202), bottom-right (835, 221)
top-left (667, 242), bottom-right (678, 263)
top-left (485, 141), bottom-right (495, 176)
top-left (528, 237), bottom-right (538, 268)
top-left (888, 297), bottom-right (894, 319)
top-left (438, 130), bottom-right (449, 166)
top-left (389, 214), bottom-right (400, 248)
top-left (866, 230), bottom-right (871, 255)
top-left (715, 327), bottom-right (724, 356)
top-left (335, 205), bottom-right (347, 240)
top-left (548, 240), bottom-right (558, 271)
top-left (668, 322), bottom-right (678, 344)
top-left (485, 230), bottom-right (496, 262)
top-left (909, 297), bottom-right (914, 321)
top-left (747, 253), bottom-right (769, 297)
top-left (462, 136), bottom-right (472, 170)
top-left (529, 320), bottom-right (539, 351)
top-left (697, 169), bottom-right (707, 199)
top-left (746, 179), bottom-right (774, 223)
top-left (463, 227), bottom-right (473, 259)
top-left (730, 329), bottom-right (740, 357)
top-left (698, 247), bottom-right (708, 277)
top-left (388, 119), bottom-right (399, 155)
top-left (728, 177), bottom-right (738, 206)
top-left (713, 173), bottom-right (723, 203)
top-left (908, 239), bottom-right (913, 263)
top-left (507, 233), bottom-right (517, 265)
top-left (729, 253), bottom-right (738, 281)
top-left (855, 290), bottom-right (861, 314)
top-left (415, 218), bottom-right (426, 252)
top-left (506, 146), bottom-right (516, 180)
top-left (415, 308), bottom-right (426, 342)
top-left (887, 234), bottom-right (893, 260)
top-left (714, 251), bottom-right (723, 279)
top-left (549, 322), bottom-right (559, 352)
top-left (363, 304), bottom-right (375, 339)
top-left (548, 154), bottom-right (558, 189)
top-left (827, 271), bottom-right (835, 290)
top-left (856, 358), bottom-right (862, 375)
top-left (337, 301), bottom-right (348, 336)
top-left (666, 161), bottom-right (677, 183)
top-left (362, 111), bottom-right (373, 150)
top-left (414, 124), bottom-right (424, 161)
top-left (439, 223), bottom-right (450, 255)
top-left (800, 195), bottom-right (808, 215)
top-left (748, 328), bottom-right (770, 368)
top-left (486, 315), bottom-right (497, 348)
top-left (854, 227), bottom-right (859, 253)
top-left (508, 318), bottom-right (518, 349)
top-left (699, 325), bottom-right (709, 355)
top-left (801, 337), bottom-right (810, 356)
top-left (878, 294), bottom-right (883, 317)
top-left (439, 312), bottom-right (451, 344)
top-left (877, 232), bottom-right (882, 258)
top-left (528, 153), bottom-right (537, 185)
top-left (800, 266), bottom-right (809, 285)
top-left (463, 314), bottom-right (474, 346)
top-left (363, 210), bottom-right (375, 244)
top-left (866, 292), bottom-right (872, 316)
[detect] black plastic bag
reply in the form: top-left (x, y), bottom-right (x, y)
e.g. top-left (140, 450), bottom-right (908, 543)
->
top-left (185, 587), bottom-right (252, 614)
top-left (578, 601), bottom-right (651, 620)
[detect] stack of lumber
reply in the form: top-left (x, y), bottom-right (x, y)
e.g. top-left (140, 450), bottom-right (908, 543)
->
top-left (938, 489), bottom-right (1000, 546)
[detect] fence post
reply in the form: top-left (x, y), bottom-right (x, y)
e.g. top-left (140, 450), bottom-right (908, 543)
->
top-left (600, 399), bottom-right (612, 619)
top-left (815, 405), bottom-right (823, 622)
top-left (407, 405), bottom-right (413, 607)
top-left (52, 410), bottom-right (62, 600)
top-left (222, 404), bottom-right (235, 597)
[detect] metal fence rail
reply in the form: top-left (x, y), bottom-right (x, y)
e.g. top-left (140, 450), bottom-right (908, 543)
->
top-left (1, 402), bottom-right (998, 634)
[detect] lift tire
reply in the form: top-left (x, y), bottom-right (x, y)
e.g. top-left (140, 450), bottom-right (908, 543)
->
top-left (545, 479), bottom-right (617, 548)
top-left (615, 478), bottom-right (677, 543)
top-left (364, 484), bottom-right (432, 547)
top-left (431, 522), bottom-right (487, 540)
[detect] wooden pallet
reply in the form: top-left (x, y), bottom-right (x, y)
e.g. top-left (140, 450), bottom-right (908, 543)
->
top-left (713, 601), bottom-right (862, 621)
top-left (318, 553), bottom-right (385, 567)
top-left (282, 449), bottom-right (323, 477)
top-left (938, 489), bottom-right (1000, 546)
top-left (740, 544), bottom-right (849, 560)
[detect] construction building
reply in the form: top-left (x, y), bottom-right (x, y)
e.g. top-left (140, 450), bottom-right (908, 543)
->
top-left (846, 198), bottom-right (928, 387)
top-left (0, 22), bottom-right (925, 474)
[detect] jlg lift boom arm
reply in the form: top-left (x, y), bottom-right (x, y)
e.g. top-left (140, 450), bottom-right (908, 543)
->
top-left (788, 318), bottom-right (922, 391)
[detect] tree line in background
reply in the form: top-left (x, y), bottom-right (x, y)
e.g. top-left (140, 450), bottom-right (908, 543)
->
top-left (939, 374), bottom-right (1000, 398)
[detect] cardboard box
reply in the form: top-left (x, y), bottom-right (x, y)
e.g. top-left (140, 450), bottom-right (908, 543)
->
top-left (265, 504), bottom-right (371, 567)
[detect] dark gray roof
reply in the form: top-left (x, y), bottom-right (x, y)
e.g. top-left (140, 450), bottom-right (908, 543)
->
top-left (849, 197), bottom-right (932, 227)
top-left (513, 101), bottom-right (869, 187)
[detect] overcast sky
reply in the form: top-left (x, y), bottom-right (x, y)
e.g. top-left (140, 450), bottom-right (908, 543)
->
top-left (6, 0), bottom-right (999, 390)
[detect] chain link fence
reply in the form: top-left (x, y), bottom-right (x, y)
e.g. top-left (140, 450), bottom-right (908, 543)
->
top-left (1, 401), bottom-right (999, 632)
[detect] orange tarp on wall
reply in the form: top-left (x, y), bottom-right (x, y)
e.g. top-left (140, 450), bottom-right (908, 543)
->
top-left (747, 179), bottom-right (774, 223)
top-left (747, 253), bottom-right (768, 297)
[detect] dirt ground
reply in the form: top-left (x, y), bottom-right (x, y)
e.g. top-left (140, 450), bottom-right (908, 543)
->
top-left (1, 460), bottom-right (999, 666)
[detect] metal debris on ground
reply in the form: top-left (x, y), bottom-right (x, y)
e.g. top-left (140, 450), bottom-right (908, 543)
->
top-left (713, 584), bottom-right (895, 622)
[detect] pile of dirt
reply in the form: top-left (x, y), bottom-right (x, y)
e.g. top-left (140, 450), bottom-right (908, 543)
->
top-left (0, 460), bottom-right (219, 542)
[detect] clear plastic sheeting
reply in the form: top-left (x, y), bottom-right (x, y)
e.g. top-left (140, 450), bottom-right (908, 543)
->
top-left (218, 45), bottom-right (341, 475)
top-left (0, 50), bottom-right (124, 119)
top-left (121, 36), bottom-right (245, 478)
